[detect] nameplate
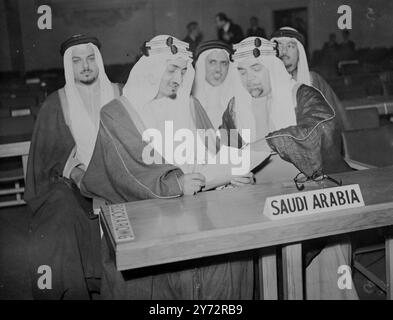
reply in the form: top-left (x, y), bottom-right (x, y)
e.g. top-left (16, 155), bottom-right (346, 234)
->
top-left (109, 203), bottom-right (135, 243)
top-left (11, 109), bottom-right (31, 117)
top-left (263, 184), bottom-right (365, 220)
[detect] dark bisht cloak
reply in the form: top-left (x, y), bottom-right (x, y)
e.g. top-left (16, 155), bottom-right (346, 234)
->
top-left (24, 84), bottom-right (121, 299)
top-left (310, 71), bottom-right (350, 131)
top-left (221, 83), bottom-right (352, 267)
top-left (222, 84), bottom-right (352, 177)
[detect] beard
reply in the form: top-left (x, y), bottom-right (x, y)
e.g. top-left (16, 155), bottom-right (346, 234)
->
top-left (168, 93), bottom-right (177, 99)
top-left (78, 70), bottom-right (98, 85)
top-left (285, 63), bottom-right (296, 74)
top-left (80, 78), bottom-right (97, 85)
top-left (281, 57), bottom-right (296, 73)
top-left (249, 87), bottom-right (263, 98)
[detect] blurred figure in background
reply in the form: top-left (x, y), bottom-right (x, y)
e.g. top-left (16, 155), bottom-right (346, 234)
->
top-left (216, 12), bottom-right (244, 45)
top-left (183, 21), bottom-right (203, 55)
top-left (339, 29), bottom-right (356, 61)
top-left (246, 16), bottom-right (266, 38)
top-left (321, 33), bottom-right (340, 78)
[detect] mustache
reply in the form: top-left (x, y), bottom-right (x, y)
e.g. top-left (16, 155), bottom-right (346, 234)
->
top-left (169, 82), bottom-right (180, 88)
top-left (247, 82), bottom-right (262, 88)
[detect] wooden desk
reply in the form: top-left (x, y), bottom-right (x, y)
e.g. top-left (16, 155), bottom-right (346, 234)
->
top-left (343, 96), bottom-right (393, 115)
top-left (101, 166), bottom-right (393, 299)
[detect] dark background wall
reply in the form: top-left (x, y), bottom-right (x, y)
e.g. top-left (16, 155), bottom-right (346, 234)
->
top-left (0, 0), bottom-right (392, 72)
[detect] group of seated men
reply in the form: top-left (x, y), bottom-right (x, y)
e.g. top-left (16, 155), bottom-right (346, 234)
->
top-left (24, 27), bottom-right (357, 299)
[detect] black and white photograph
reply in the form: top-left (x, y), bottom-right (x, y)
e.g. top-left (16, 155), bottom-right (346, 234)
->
top-left (0, 0), bottom-right (393, 307)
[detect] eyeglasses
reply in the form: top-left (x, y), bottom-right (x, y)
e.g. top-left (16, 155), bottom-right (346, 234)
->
top-left (293, 170), bottom-right (342, 191)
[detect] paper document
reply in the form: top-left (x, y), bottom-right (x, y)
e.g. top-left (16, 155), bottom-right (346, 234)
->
top-left (196, 140), bottom-right (271, 190)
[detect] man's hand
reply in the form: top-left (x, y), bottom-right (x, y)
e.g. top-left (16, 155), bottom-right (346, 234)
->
top-left (230, 172), bottom-right (255, 187)
top-left (179, 173), bottom-right (206, 195)
top-left (70, 166), bottom-right (85, 189)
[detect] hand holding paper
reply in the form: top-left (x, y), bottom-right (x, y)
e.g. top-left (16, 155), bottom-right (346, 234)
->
top-left (196, 139), bottom-right (271, 190)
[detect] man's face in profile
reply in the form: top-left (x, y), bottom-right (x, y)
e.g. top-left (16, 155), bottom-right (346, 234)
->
top-left (237, 59), bottom-right (271, 98)
top-left (277, 39), bottom-right (299, 74)
top-left (205, 50), bottom-right (229, 87)
top-left (72, 44), bottom-right (99, 85)
top-left (157, 57), bottom-right (188, 99)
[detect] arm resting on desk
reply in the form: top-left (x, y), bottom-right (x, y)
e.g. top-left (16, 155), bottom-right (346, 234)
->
top-left (266, 85), bottom-right (350, 176)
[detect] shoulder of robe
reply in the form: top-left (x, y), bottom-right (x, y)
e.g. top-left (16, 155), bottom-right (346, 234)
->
top-left (309, 70), bottom-right (326, 87)
top-left (309, 71), bottom-right (342, 108)
top-left (292, 82), bottom-right (302, 104)
top-left (41, 90), bottom-right (61, 107)
top-left (295, 83), bottom-right (320, 101)
top-left (37, 90), bottom-right (62, 117)
top-left (309, 70), bottom-right (319, 79)
top-left (100, 98), bottom-right (124, 120)
top-left (295, 83), bottom-right (334, 116)
top-left (99, 98), bottom-right (138, 130)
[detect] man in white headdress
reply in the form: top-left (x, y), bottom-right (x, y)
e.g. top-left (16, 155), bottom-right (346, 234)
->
top-left (222, 37), bottom-right (351, 178)
top-left (81, 35), bottom-right (255, 299)
top-left (271, 27), bottom-right (350, 130)
top-left (25, 34), bottom-right (122, 299)
top-left (222, 36), bottom-right (356, 299)
top-left (192, 40), bottom-right (235, 129)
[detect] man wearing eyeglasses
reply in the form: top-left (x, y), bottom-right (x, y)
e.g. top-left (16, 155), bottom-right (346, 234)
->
top-left (220, 36), bottom-right (357, 299)
top-left (222, 37), bottom-right (351, 182)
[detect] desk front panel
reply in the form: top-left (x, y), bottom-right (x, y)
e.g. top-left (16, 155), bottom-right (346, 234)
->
top-left (101, 166), bottom-right (393, 271)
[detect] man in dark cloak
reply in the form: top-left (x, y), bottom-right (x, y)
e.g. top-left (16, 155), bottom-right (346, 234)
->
top-left (81, 35), bottom-right (255, 299)
top-left (220, 36), bottom-right (357, 299)
top-left (24, 34), bottom-right (122, 299)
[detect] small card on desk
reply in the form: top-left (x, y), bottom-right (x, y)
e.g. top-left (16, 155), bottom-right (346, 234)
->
top-left (108, 203), bottom-right (135, 243)
top-left (263, 184), bottom-right (365, 220)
